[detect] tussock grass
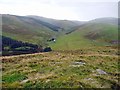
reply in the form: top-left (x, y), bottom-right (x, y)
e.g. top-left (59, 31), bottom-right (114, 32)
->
top-left (2, 47), bottom-right (119, 88)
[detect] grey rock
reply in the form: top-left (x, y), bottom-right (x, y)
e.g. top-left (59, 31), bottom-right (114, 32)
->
top-left (73, 61), bottom-right (86, 65)
top-left (20, 79), bottom-right (29, 84)
top-left (96, 69), bottom-right (107, 75)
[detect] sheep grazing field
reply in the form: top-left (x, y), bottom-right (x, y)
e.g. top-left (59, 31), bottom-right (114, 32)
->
top-left (1, 46), bottom-right (119, 89)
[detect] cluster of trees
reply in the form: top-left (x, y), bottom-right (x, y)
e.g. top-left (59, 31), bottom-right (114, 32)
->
top-left (2, 36), bottom-right (52, 56)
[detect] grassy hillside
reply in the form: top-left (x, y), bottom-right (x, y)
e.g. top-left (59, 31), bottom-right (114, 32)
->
top-left (2, 15), bottom-right (119, 89)
top-left (89, 17), bottom-right (118, 25)
top-left (28, 15), bottom-right (85, 33)
top-left (2, 14), bottom-right (83, 47)
top-left (50, 19), bottom-right (118, 50)
top-left (2, 14), bottom-right (58, 46)
top-left (2, 46), bottom-right (119, 88)
top-left (2, 14), bottom-right (118, 50)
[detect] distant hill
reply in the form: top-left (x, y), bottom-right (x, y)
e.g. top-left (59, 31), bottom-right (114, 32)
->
top-left (27, 15), bottom-right (85, 33)
top-left (2, 14), bottom-right (57, 46)
top-left (2, 14), bottom-right (83, 46)
top-left (89, 17), bottom-right (118, 25)
top-left (2, 14), bottom-right (118, 50)
top-left (50, 18), bottom-right (118, 50)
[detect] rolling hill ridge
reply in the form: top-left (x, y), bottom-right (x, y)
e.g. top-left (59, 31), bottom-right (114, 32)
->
top-left (50, 18), bottom-right (118, 50)
top-left (2, 14), bottom-right (118, 50)
top-left (2, 14), bottom-right (83, 46)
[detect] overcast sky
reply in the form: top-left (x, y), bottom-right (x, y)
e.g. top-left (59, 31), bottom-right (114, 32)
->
top-left (0, 0), bottom-right (119, 21)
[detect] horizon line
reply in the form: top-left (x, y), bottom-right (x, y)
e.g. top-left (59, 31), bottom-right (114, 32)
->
top-left (1, 13), bottom-right (118, 21)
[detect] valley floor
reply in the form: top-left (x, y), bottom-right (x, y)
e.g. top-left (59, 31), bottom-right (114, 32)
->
top-left (1, 46), bottom-right (119, 89)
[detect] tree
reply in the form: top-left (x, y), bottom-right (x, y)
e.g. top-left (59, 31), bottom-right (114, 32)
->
top-left (43, 47), bottom-right (52, 52)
